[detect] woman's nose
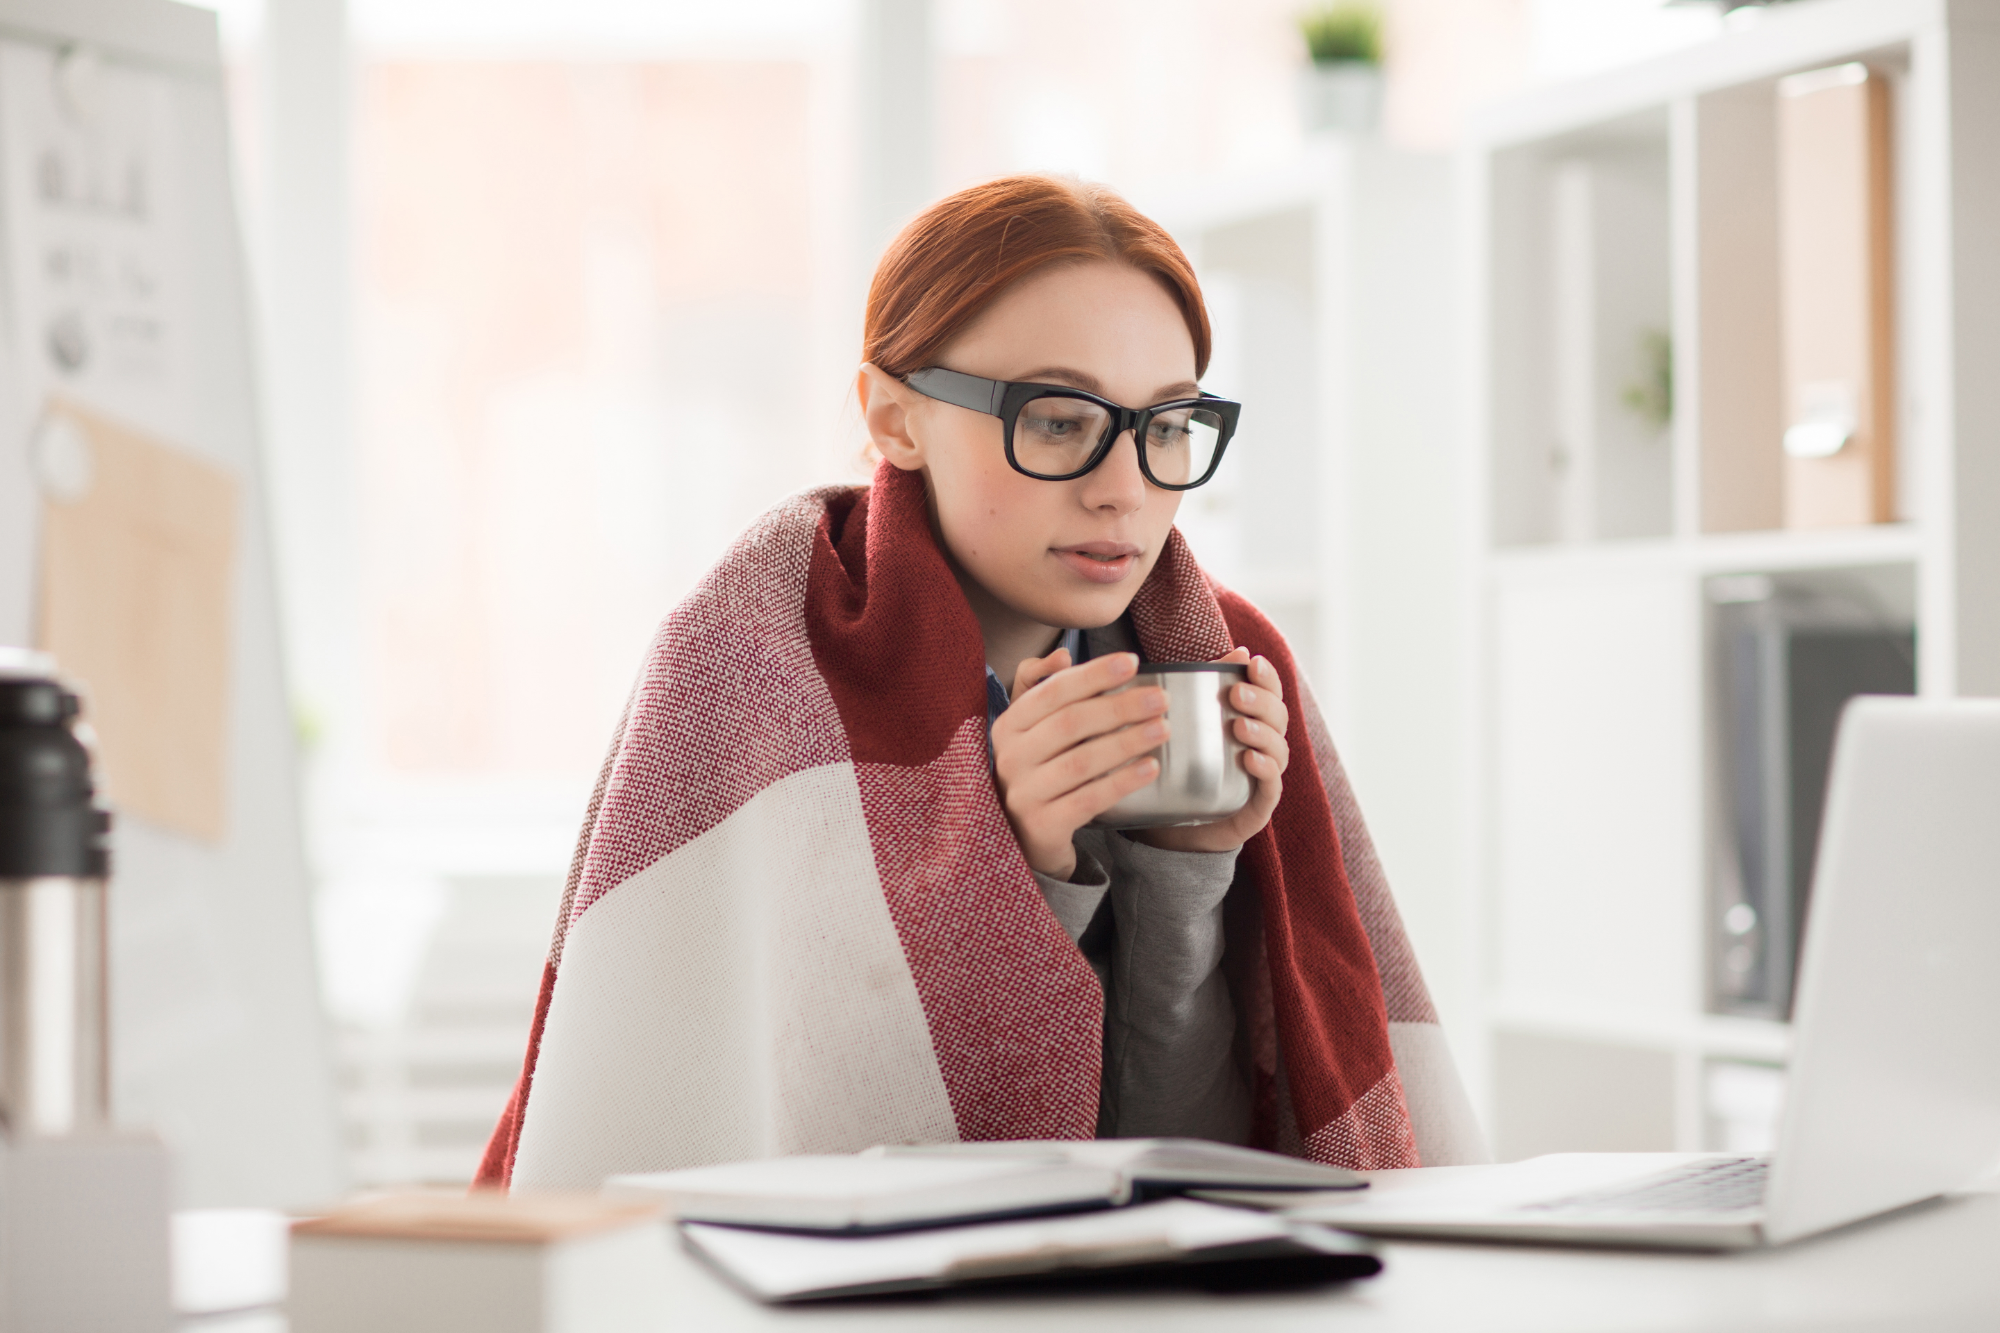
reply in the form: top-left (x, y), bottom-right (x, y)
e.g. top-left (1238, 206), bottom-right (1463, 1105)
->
top-left (1077, 429), bottom-right (1147, 514)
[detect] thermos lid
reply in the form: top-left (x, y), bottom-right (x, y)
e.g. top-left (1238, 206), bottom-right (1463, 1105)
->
top-left (0, 667), bottom-right (111, 879)
top-left (0, 676), bottom-right (79, 725)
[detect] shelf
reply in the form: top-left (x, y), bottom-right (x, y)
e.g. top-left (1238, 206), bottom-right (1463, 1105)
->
top-left (1486, 110), bottom-right (1674, 547)
top-left (1470, 0), bottom-right (1922, 150)
top-left (1696, 1013), bottom-right (1793, 1064)
top-left (1487, 522), bottom-right (1922, 578)
top-left (1490, 1000), bottom-right (1792, 1064)
top-left (1465, 0), bottom-right (1998, 1162)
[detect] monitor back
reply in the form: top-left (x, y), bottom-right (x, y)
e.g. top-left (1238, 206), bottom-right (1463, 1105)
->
top-left (1766, 697), bottom-right (2000, 1243)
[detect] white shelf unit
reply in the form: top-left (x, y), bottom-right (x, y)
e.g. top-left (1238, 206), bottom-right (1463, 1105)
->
top-left (1143, 141), bottom-right (1484, 1063)
top-left (1144, 141), bottom-right (1454, 700)
top-left (1467, 0), bottom-right (2000, 1160)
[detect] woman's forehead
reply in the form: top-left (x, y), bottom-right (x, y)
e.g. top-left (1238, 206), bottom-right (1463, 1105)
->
top-left (942, 261), bottom-right (1199, 389)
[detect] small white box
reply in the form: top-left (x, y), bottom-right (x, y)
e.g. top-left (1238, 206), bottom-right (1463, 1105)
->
top-left (0, 1132), bottom-right (173, 1333)
top-left (289, 1192), bottom-right (671, 1333)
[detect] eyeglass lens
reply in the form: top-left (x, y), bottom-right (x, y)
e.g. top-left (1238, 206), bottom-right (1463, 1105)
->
top-left (1142, 404), bottom-right (1226, 487)
top-left (1012, 392), bottom-right (1225, 486)
top-left (1014, 395), bottom-right (1114, 477)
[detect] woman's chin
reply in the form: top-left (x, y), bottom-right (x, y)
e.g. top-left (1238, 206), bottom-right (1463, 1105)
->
top-left (1031, 585), bottom-right (1140, 633)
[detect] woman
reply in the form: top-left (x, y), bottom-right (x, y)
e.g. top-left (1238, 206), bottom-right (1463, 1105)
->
top-left (478, 175), bottom-right (1484, 1190)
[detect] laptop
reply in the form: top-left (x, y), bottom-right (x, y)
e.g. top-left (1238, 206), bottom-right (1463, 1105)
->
top-left (1287, 697), bottom-right (2000, 1250)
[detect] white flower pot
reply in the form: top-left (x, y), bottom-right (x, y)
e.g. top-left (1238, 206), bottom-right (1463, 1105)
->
top-left (1300, 60), bottom-right (1383, 135)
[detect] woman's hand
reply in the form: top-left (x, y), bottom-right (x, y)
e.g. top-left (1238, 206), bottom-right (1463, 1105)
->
top-left (1138, 647), bottom-right (1289, 856)
top-left (992, 650), bottom-right (1169, 880)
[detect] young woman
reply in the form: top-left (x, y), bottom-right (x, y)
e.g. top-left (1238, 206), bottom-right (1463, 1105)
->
top-left (479, 175), bottom-right (1483, 1190)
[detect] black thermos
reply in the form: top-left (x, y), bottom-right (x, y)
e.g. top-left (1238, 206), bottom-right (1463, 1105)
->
top-left (0, 670), bottom-right (113, 1134)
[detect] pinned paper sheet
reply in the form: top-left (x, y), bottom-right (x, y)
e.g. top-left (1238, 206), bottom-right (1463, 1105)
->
top-left (34, 398), bottom-right (237, 842)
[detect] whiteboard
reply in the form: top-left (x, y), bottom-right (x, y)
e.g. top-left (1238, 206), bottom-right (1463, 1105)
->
top-left (0, 0), bottom-right (342, 1206)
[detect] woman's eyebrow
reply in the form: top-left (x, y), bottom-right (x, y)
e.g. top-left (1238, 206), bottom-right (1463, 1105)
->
top-left (1018, 368), bottom-right (1204, 402)
top-left (1017, 366), bottom-right (1105, 393)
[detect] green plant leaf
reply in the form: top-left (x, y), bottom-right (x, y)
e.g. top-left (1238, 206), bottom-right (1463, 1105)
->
top-left (1299, 2), bottom-right (1383, 65)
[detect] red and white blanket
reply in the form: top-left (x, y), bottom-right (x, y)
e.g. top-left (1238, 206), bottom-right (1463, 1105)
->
top-left (479, 463), bottom-right (1483, 1189)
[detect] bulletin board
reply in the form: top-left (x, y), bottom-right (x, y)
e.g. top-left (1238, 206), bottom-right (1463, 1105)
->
top-left (0, 0), bottom-right (342, 1207)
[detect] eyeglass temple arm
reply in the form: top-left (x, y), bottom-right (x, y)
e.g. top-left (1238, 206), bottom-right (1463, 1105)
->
top-left (907, 367), bottom-right (1006, 417)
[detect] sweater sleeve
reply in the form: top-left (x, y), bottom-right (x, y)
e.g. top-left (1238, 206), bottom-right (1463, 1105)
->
top-left (1095, 834), bottom-right (1251, 1144)
top-left (1028, 841), bottom-right (1111, 944)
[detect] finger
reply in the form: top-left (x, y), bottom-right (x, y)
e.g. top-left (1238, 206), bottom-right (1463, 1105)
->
top-left (1011, 714), bottom-right (1170, 805)
top-left (995, 649), bottom-right (1074, 749)
top-left (1010, 646), bottom-right (1071, 702)
top-left (1007, 686), bottom-right (1168, 772)
top-left (1231, 747), bottom-right (1285, 826)
top-left (1045, 754), bottom-right (1162, 829)
top-left (1002, 651), bottom-right (1141, 733)
top-left (1249, 653), bottom-right (1284, 700)
top-left (1233, 721), bottom-right (1289, 800)
top-left (1231, 679), bottom-right (1289, 739)
top-left (1161, 747), bottom-right (1284, 849)
top-left (1215, 646), bottom-right (1251, 665)
top-left (1233, 712), bottom-right (1288, 757)
top-left (1234, 706), bottom-right (1288, 797)
top-left (1235, 724), bottom-right (1289, 777)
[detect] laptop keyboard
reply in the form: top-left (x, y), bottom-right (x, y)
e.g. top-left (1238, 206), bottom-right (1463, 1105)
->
top-left (1520, 1156), bottom-right (1769, 1216)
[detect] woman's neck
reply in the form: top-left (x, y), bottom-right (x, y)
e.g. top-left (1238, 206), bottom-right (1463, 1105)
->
top-left (961, 579), bottom-right (1062, 693)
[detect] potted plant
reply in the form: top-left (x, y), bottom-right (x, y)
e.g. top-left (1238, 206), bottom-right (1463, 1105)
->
top-left (1298, 2), bottom-right (1383, 135)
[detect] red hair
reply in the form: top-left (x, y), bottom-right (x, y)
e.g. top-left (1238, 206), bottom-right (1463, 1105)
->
top-left (863, 174), bottom-right (1211, 380)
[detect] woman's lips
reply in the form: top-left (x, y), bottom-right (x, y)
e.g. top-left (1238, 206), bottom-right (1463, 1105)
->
top-left (1053, 543), bottom-right (1141, 585)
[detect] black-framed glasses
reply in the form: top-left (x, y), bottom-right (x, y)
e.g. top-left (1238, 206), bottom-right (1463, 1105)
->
top-left (905, 366), bottom-right (1240, 491)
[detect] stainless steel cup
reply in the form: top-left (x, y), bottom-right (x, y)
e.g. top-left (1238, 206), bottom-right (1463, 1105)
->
top-left (1088, 663), bottom-right (1253, 829)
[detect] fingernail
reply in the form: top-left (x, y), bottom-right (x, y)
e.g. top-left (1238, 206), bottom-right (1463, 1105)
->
top-left (1144, 720), bottom-right (1168, 741)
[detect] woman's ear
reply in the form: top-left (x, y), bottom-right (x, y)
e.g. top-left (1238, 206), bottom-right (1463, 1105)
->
top-left (857, 363), bottom-right (926, 472)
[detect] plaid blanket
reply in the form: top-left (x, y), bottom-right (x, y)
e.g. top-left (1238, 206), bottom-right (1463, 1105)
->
top-left (479, 463), bottom-right (1476, 1189)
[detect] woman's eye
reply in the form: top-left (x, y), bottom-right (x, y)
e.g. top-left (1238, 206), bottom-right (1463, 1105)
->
top-left (1026, 412), bottom-right (1089, 439)
top-left (1148, 418), bottom-right (1191, 448)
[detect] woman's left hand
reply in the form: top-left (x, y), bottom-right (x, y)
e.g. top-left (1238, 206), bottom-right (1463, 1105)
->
top-left (1137, 647), bottom-right (1289, 856)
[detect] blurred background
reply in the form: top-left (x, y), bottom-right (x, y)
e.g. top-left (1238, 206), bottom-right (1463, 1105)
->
top-left (189, 0), bottom-right (1733, 1191)
top-left (22, 0), bottom-right (1944, 1203)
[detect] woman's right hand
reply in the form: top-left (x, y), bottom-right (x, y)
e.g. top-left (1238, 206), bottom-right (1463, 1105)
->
top-left (991, 650), bottom-right (1169, 880)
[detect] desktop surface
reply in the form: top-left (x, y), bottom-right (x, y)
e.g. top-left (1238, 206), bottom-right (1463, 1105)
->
top-left (182, 1173), bottom-right (2000, 1332)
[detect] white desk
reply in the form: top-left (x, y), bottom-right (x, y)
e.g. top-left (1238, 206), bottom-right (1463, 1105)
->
top-left (181, 1181), bottom-right (2000, 1332)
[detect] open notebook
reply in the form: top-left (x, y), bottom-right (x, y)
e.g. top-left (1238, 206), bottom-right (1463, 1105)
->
top-left (680, 1199), bottom-right (1381, 1302)
top-left (606, 1139), bottom-right (1364, 1234)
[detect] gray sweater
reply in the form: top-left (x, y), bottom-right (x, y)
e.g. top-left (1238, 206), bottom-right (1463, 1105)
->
top-left (1031, 831), bottom-right (1251, 1143)
top-left (990, 617), bottom-right (1251, 1144)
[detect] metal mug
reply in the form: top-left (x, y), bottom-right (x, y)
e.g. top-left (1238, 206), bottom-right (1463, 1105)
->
top-left (1088, 663), bottom-right (1254, 829)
